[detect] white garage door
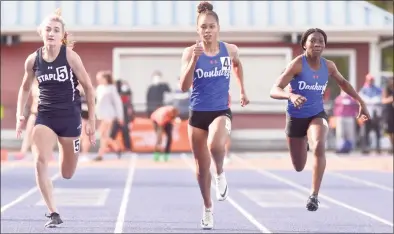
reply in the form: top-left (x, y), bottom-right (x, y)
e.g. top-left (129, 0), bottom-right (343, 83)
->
top-left (114, 47), bottom-right (292, 113)
top-left (229, 53), bottom-right (289, 112)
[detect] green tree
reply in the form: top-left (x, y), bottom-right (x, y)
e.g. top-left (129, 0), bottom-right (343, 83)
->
top-left (367, 1), bottom-right (393, 13)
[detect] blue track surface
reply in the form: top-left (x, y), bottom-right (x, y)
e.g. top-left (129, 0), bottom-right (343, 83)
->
top-left (1, 153), bottom-right (393, 233)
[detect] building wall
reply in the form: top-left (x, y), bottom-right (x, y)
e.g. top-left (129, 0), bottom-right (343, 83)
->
top-left (0, 41), bottom-right (369, 130)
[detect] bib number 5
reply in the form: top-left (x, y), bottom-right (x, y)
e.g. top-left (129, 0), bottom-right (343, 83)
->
top-left (73, 138), bottom-right (80, 153)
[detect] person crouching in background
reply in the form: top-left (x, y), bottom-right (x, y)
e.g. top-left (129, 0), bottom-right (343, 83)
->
top-left (150, 105), bottom-right (180, 162)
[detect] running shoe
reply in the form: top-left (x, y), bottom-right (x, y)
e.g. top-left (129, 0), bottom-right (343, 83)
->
top-left (215, 172), bottom-right (229, 201)
top-left (200, 206), bottom-right (214, 229)
top-left (44, 212), bottom-right (63, 228)
top-left (306, 195), bottom-right (319, 211)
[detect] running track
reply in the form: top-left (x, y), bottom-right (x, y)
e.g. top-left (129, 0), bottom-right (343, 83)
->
top-left (1, 152), bottom-right (393, 233)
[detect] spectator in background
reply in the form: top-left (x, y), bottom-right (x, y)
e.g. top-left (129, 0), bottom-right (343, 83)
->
top-left (146, 70), bottom-right (171, 117)
top-left (382, 76), bottom-right (393, 154)
top-left (333, 90), bottom-right (358, 153)
top-left (358, 74), bottom-right (382, 154)
top-left (110, 79), bottom-right (133, 152)
top-left (94, 71), bottom-right (124, 161)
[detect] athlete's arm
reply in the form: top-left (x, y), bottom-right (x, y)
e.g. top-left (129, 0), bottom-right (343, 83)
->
top-left (227, 43), bottom-right (245, 94)
top-left (66, 48), bottom-right (96, 120)
top-left (270, 57), bottom-right (302, 100)
top-left (326, 60), bottom-right (365, 105)
top-left (179, 46), bottom-right (196, 92)
top-left (16, 53), bottom-right (36, 118)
